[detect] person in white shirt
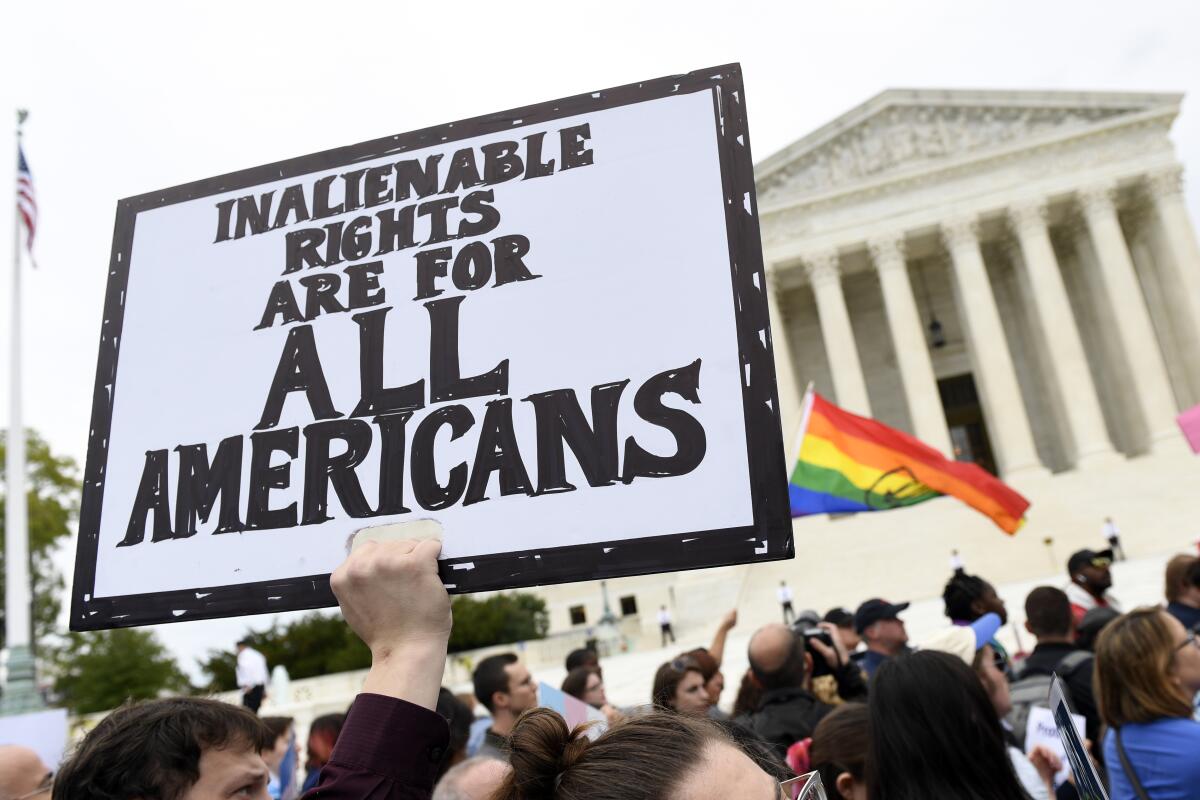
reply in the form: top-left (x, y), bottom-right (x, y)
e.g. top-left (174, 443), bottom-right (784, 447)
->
top-left (949, 549), bottom-right (965, 575)
top-left (657, 606), bottom-right (675, 647)
top-left (1103, 517), bottom-right (1125, 561)
top-left (236, 639), bottom-right (270, 713)
top-left (777, 581), bottom-right (795, 624)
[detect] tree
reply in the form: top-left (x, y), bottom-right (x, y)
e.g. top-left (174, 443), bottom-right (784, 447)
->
top-left (0, 429), bottom-right (80, 648)
top-left (448, 592), bottom-right (549, 653)
top-left (50, 628), bottom-right (191, 714)
top-left (199, 592), bottom-right (550, 690)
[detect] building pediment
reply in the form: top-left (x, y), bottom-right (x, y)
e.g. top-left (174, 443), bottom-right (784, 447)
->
top-left (756, 89), bottom-right (1181, 205)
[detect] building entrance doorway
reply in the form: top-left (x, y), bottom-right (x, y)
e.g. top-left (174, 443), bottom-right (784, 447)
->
top-left (938, 374), bottom-right (998, 475)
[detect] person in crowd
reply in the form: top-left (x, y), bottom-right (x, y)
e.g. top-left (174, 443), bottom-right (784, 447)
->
top-left (301, 712), bottom-right (345, 792)
top-left (561, 666), bottom-right (621, 723)
top-left (237, 638), bottom-right (270, 713)
top-left (808, 703), bottom-right (868, 800)
top-left (472, 652), bottom-right (538, 760)
top-left (1103, 516), bottom-right (1125, 561)
top-left (52, 697), bottom-right (275, 799)
top-left (431, 756), bottom-right (508, 800)
top-left (1164, 553), bottom-right (1200, 630)
top-left (0, 745), bottom-right (53, 800)
top-left (854, 599), bottom-right (909, 679)
top-left (779, 580), bottom-right (795, 624)
top-left (1013, 587), bottom-right (1100, 747)
top-left (564, 647), bottom-right (600, 675)
top-left (868, 650), bottom-right (1041, 800)
top-left (735, 622), bottom-right (867, 759)
top-left (823, 607), bottom-right (861, 655)
top-left (1076, 605), bottom-right (1120, 652)
top-left (657, 604), bottom-right (675, 646)
top-left (493, 707), bottom-right (786, 800)
top-left (652, 656), bottom-right (712, 715)
top-left (921, 615), bottom-right (1060, 799)
top-left (943, 571), bottom-right (1012, 676)
top-left (1065, 548), bottom-right (1121, 626)
top-left (1094, 607), bottom-right (1200, 799)
top-left (436, 688), bottom-right (476, 778)
top-left (261, 716), bottom-right (298, 800)
top-left (683, 648), bottom-right (729, 719)
top-left (731, 668), bottom-right (764, 719)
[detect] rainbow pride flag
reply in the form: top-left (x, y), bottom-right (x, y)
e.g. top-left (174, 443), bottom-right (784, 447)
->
top-left (790, 391), bottom-right (1030, 534)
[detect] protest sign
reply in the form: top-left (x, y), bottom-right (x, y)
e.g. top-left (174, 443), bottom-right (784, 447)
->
top-left (1025, 704), bottom-right (1085, 786)
top-left (71, 64), bottom-right (791, 630)
top-left (1048, 676), bottom-right (1108, 800)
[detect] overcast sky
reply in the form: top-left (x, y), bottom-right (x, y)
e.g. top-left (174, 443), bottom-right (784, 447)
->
top-left (4, 0), bottom-right (1199, 683)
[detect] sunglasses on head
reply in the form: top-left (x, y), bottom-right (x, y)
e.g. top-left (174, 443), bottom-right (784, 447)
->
top-left (669, 656), bottom-right (699, 672)
top-left (1090, 557), bottom-right (1111, 568)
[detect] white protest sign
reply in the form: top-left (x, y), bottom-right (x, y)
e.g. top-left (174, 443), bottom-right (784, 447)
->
top-left (71, 64), bottom-right (791, 630)
top-left (1025, 704), bottom-right (1084, 786)
top-left (0, 707), bottom-right (68, 770)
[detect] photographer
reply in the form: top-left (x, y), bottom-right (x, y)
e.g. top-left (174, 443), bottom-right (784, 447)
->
top-left (732, 622), bottom-right (867, 759)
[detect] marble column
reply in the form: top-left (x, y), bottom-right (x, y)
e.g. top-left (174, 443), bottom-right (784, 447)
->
top-left (805, 251), bottom-right (872, 416)
top-left (1077, 183), bottom-right (1179, 447)
top-left (765, 266), bottom-right (803, 443)
top-left (942, 217), bottom-right (1044, 475)
top-left (1008, 200), bottom-right (1116, 466)
top-left (1145, 166), bottom-right (1200, 393)
top-left (868, 235), bottom-right (952, 454)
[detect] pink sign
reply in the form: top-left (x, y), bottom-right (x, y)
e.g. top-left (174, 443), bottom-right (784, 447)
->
top-left (1178, 403), bottom-right (1200, 453)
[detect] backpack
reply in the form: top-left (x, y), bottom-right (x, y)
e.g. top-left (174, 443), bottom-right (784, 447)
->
top-left (1005, 650), bottom-right (1091, 750)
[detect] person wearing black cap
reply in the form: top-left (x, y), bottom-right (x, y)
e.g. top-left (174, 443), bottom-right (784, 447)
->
top-left (823, 607), bottom-right (861, 655)
top-left (854, 599), bottom-right (909, 679)
top-left (1065, 548), bottom-right (1121, 627)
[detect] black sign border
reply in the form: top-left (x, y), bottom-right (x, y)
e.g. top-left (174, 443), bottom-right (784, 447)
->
top-left (70, 63), bottom-right (792, 631)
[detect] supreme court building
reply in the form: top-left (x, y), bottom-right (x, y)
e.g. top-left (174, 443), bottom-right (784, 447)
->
top-left (536, 89), bottom-right (1200, 639)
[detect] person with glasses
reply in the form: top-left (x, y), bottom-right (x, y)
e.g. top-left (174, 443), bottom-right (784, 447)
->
top-left (1095, 607), bottom-right (1200, 800)
top-left (0, 745), bottom-right (53, 800)
top-left (652, 656), bottom-right (712, 716)
top-left (561, 666), bottom-right (621, 724)
top-left (1065, 548), bottom-right (1122, 627)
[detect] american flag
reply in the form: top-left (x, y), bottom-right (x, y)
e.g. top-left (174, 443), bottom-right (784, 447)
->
top-left (17, 143), bottom-right (37, 259)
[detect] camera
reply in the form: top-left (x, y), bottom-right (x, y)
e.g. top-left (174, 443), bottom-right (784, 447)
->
top-left (797, 626), bottom-right (836, 677)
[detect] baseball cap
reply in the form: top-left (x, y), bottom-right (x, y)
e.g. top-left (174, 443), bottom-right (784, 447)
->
top-left (854, 599), bottom-right (910, 634)
top-left (920, 612), bottom-right (1003, 665)
top-left (1067, 548), bottom-right (1114, 576)
top-left (823, 607), bottom-right (855, 628)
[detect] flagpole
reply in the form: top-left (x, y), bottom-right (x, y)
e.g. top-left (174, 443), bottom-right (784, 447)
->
top-left (3, 108), bottom-right (42, 714)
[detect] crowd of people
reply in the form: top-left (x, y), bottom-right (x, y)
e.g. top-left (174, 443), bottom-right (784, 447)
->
top-left (1, 539), bottom-right (1199, 799)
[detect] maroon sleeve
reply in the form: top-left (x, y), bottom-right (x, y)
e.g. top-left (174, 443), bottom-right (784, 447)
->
top-left (304, 693), bottom-right (450, 799)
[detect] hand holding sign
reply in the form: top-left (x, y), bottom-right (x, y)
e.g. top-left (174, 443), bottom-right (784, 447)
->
top-left (332, 529), bottom-right (451, 711)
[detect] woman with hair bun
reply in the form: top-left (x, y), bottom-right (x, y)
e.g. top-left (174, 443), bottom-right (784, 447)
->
top-left (492, 707), bottom-right (786, 800)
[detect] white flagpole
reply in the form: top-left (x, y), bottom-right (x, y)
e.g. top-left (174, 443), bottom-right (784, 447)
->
top-left (3, 109), bottom-right (41, 714)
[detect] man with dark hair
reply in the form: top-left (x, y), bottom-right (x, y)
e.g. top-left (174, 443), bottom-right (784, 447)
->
top-left (564, 647), bottom-right (599, 675)
top-left (1065, 548), bottom-right (1121, 626)
top-left (53, 697), bottom-right (274, 799)
top-left (1009, 586), bottom-right (1100, 747)
top-left (733, 622), bottom-right (866, 759)
top-left (853, 599), bottom-right (909, 679)
top-left (471, 653), bottom-right (537, 760)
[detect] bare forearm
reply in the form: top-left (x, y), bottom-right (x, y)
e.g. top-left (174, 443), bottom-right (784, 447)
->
top-left (361, 640), bottom-right (448, 712)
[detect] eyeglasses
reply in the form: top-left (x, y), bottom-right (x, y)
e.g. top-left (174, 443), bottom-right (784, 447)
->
top-left (1176, 630), bottom-right (1199, 653)
top-left (669, 657), bottom-right (698, 672)
top-left (14, 772), bottom-right (53, 800)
